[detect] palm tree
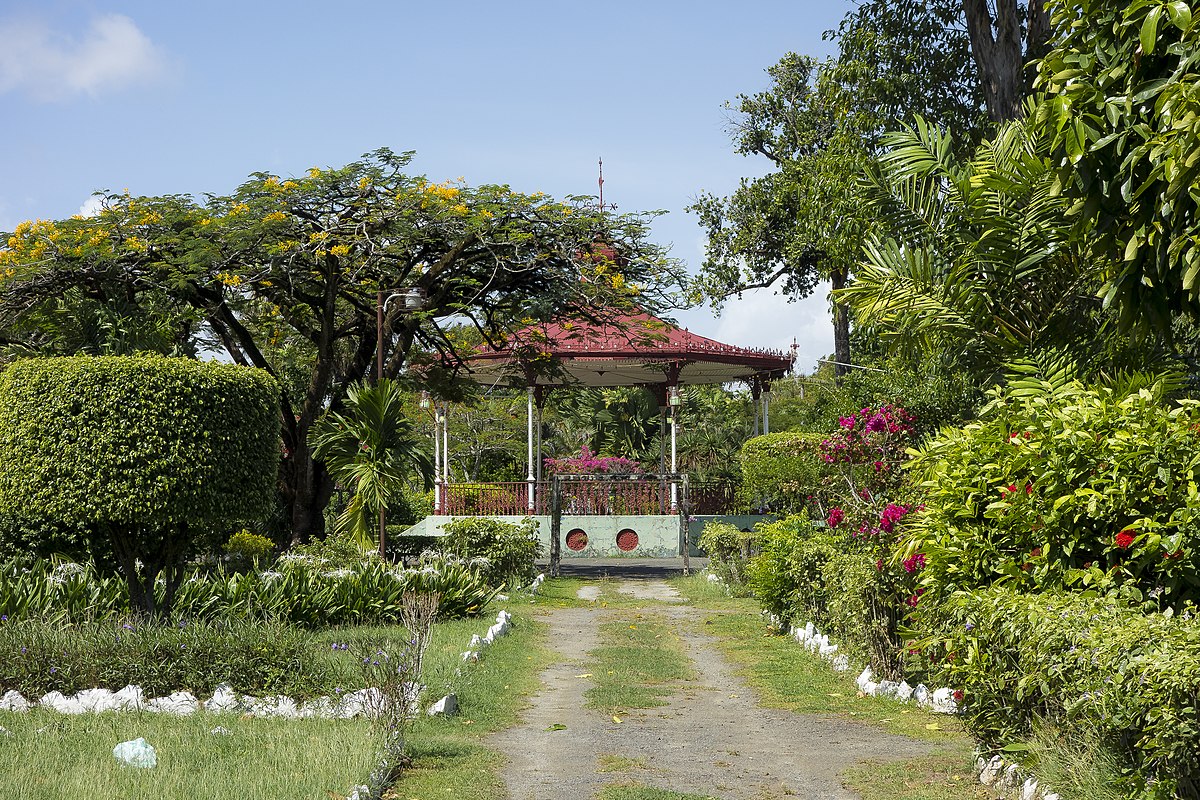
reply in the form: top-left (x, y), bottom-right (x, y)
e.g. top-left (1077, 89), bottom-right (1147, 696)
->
top-left (837, 115), bottom-right (1102, 379)
top-left (308, 379), bottom-right (433, 550)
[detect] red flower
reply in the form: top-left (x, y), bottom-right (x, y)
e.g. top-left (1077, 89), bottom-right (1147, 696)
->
top-left (1165, 549), bottom-right (1184, 560)
top-left (1025, 482), bottom-right (1033, 495)
top-left (1115, 529), bottom-right (1136, 550)
top-left (1030, 547), bottom-right (1042, 558)
top-left (827, 507), bottom-right (845, 528)
top-left (953, 689), bottom-right (964, 702)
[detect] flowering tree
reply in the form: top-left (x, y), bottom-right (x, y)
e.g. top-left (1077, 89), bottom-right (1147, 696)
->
top-left (0, 149), bottom-right (682, 543)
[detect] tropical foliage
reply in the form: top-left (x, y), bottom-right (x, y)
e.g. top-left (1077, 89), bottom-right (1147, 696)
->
top-left (308, 378), bottom-right (432, 552)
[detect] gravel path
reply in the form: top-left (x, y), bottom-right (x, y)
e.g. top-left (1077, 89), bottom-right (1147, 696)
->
top-left (490, 580), bottom-right (934, 800)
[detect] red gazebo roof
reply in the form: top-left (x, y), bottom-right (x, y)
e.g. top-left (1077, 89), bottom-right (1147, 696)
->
top-left (464, 312), bottom-right (793, 388)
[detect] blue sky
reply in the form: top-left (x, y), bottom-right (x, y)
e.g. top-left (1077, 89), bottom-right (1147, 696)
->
top-left (0, 1), bottom-right (854, 371)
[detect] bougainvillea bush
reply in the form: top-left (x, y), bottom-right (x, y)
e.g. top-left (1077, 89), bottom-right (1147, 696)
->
top-left (741, 405), bottom-right (923, 677)
top-left (903, 380), bottom-right (1200, 609)
top-left (543, 445), bottom-right (642, 475)
top-left (922, 588), bottom-right (1200, 800)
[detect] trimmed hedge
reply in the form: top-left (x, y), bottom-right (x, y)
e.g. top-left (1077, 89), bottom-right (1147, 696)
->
top-left (0, 356), bottom-right (280, 615)
top-left (924, 589), bottom-right (1200, 799)
top-left (739, 431), bottom-right (825, 512)
top-left (0, 355), bottom-right (279, 531)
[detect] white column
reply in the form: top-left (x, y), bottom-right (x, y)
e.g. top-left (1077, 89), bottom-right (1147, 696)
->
top-left (441, 405), bottom-right (449, 488)
top-left (670, 407), bottom-right (678, 511)
top-left (527, 386), bottom-right (536, 512)
top-left (432, 409), bottom-right (442, 513)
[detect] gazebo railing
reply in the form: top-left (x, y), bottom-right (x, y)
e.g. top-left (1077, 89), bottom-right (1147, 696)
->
top-left (437, 477), bottom-right (742, 517)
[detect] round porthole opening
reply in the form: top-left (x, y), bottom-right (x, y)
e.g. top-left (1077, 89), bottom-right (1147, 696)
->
top-left (616, 528), bottom-right (639, 552)
top-left (566, 528), bottom-right (588, 551)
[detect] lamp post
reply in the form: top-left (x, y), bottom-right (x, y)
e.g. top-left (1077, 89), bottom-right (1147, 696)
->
top-left (375, 286), bottom-right (426, 559)
top-left (668, 384), bottom-right (682, 511)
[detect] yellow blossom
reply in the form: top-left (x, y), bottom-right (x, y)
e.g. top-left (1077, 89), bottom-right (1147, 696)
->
top-left (329, 244), bottom-right (350, 257)
top-left (264, 211), bottom-right (288, 223)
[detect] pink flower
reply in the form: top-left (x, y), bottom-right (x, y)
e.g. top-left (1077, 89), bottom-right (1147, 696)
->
top-left (827, 507), bottom-right (845, 528)
top-left (902, 553), bottom-right (926, 573)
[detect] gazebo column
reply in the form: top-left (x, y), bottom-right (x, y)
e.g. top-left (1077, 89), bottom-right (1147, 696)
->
top-left (441, 404), bottom-right (449, 497)
top-left (432, 405), bottom-right (442, 513)
top-left (526, 385), bottom-right (536, 513)
top-left (534, 386), bottom-right (551, 510)
top-left (750, 377), bottom-right (762, 437)
top-left (668, 383), bottom-right (681, 512)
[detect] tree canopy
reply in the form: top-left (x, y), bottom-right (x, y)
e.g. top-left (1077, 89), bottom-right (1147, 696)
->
top-left (0, 148), bottom-right (683, 541)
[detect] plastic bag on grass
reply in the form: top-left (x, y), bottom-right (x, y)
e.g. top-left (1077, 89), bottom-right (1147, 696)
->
top-left (113, 737), bottom-right (157, 768)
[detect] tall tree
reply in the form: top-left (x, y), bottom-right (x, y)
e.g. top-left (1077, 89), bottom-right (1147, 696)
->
top-left (690, 55), bottom-right (869, 377)
top-left (962, 0), bottom-right (1051, 122)
top-left (692, 2), bottom-right (995, 378)
top-left (0, 149), bottom-right (681, 542)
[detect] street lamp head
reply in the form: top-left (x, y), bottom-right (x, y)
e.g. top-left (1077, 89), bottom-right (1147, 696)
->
top-left (386, 287), bottom-right (426, 311)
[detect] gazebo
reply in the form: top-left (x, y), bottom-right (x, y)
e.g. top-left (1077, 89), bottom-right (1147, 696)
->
top-left (427, 311), bottom-right (792, 525)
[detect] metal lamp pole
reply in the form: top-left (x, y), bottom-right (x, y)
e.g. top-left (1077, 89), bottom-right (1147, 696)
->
top-left (375, 287), bottom-right (425, 560)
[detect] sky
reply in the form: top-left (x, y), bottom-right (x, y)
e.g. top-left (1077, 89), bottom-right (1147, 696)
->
top-left (0, 0), bottom-right (855, 372)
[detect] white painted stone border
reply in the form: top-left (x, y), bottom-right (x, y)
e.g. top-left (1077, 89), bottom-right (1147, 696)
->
top-left (0, 577), bottom-right (540, 722)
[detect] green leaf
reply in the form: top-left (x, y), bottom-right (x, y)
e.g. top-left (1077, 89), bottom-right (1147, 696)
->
top-left (1143, 5), bottom-right (1164, 55)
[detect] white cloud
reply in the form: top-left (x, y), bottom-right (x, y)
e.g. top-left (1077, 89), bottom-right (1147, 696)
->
top-left (0, 14), bottom-right (166, 101)
top-left (78, 193), bottom-right (105, 217)
top-left (675, 283), bottom-right (835, 375)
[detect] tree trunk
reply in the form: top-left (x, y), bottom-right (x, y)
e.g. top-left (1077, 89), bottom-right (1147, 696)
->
top-left (287, 447), bottom-right (333, 546)
top-left (962, 0), bottom-right (1047, 123)
top-left (831, 266), bottom-right (852, 380)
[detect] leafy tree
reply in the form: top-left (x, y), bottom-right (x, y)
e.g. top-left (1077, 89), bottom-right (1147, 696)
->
top-left (838, 117), bottom-right (1115, 381)
top-left (690, 54), bottom-right (869, 376)
top-left (307, 378), bottom-right (433, 553)
top-left (1037, 0), bottom-right (1200, 334)
top-left (0, 356), bottom-right (278, 617)
top-left (0, 149), bottom-right (681, 542)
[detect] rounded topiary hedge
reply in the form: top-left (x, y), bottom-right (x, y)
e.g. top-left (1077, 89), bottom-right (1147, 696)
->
top-left (0, 355), bottom-right (280, 615)
top-left (739, 431), bottom-right (826, 512)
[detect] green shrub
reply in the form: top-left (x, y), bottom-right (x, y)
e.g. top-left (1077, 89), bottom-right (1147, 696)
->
top-left (0, 355), bottom-right (280, 617)
top-left (744, 515), bottom-right (834, 624)
top-left (905, 380), bottom-right (1200, 607)
top-left (739, 432), bottom-right (825, 512)
top-left (920, 588), bottom-right (1200, 799)
top-left (697, 520), bottom-right (754, 587)
top-left (436, 517), bottom-right (542, 589)
top-left (0, 616), bottom-right (331, 699)
top-left (223, 530), bottom-right (275, 570)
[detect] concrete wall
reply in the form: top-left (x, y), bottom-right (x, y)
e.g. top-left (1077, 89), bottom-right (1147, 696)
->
top-left (407, 513), bottom-right (774, 558)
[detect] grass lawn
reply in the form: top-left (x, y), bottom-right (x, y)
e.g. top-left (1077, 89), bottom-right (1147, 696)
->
top-left (384, 604), bottom-right (554, 799)
top-left (585, 613), bottom-right (695, 715)
top-left (671, 574), bottom-right (987, 800)
top-left (0, 709), bottom-right (377, 800)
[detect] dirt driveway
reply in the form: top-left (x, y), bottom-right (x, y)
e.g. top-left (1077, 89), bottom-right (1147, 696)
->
top-left (490, 579), bottom-right (934, 800)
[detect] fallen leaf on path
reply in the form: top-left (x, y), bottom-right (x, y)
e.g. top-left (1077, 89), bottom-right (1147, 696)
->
top-left (925, 723), bottom-right (941, 730)
top-left (729, 693), bottom-right (738, 698)
top-left (612, 716), bottom-right (622, 723)
top-left (575, 673), bottom-right (593, 678)
top-left (546, 723), bottom-right (567, 732)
